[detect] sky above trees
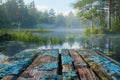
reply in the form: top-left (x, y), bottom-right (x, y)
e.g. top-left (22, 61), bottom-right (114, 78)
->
top-left (24, 0), bottom-right (75, 15)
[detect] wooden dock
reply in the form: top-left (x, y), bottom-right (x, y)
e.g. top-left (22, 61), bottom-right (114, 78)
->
top-left (17, 50), bottom-right (59, 80)
top-left (69, 50), bottom-right (98, 80)
top-left (61, 50), bottom-right (79, 80)
top-left (1, 49), bottom-right (119, 80)
top-left (77, 50), bottom-right (114, 80)
top-left (1, 76), bottom-right (15, 80)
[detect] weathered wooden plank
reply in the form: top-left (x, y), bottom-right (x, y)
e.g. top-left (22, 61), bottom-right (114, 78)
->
top-left (1, 76), bottom-right (15, 80)
top-left (69, 50), bottom-right (97, 80)
top-left (17, 50), bottom-right (59, 80)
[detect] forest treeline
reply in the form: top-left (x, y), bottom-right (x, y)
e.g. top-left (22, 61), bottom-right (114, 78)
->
top-left (0, 0), bottom-right (81, 29)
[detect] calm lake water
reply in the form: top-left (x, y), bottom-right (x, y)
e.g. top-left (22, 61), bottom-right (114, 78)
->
top-left (0, 28), bottom-right (120, 62)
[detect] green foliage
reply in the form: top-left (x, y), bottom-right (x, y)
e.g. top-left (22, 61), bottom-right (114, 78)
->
top-left (84, 28), bottom-right (104, 35)
top-left (12, 29), bottom-right (53, 33)
top-left (73, 0), bottom-right (103, 26)
top-left (50, 37), bottom-right (63, 45)
top-left (37, 24), bottom-right (43, 30)
top-left (111, 20), bottom-right (120, 33)
top-left (101, 77), bottom-right (108, 80)
top-left (83, 26), bottom-right (120, 35)
top-left (105, 51), bottom-right (117, 56)
top-left (11, 22), bottom-right (18, 27)
top-left (73, 0), bottom-right (120, 33)
top-left (84, 28), bottom-right (92, 35)
top-left (0, 52), bottom-right (3, 54)
top-left (13, 32), bottom-right (39, 42)
top-left (0, 29), bottom-right (13, 41)
top-left (0, 30), bottom-right (63, 44)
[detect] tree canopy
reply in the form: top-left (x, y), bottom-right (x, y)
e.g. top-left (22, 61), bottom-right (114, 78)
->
top-left (73, 0), bottom-right (120, 32)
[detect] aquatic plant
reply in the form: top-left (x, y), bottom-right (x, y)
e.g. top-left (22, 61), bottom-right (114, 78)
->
top-left (40, 74), bottom-right (57, 80)
top-left (0, 50), bottom-right (38, 78)
top-left (62, 55), bottom-right (73, 65)
top-left (62, 70), bottom-right (77, 79)
top-left (43, 50), bottom-right (59, 58)
top-left (38, 62), bottom-right (58, 71)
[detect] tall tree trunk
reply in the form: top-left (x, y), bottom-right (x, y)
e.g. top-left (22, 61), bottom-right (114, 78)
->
top-left (107, 0), bottom-right (111, 29)
top-left (91, 3), bottom-right (93, 29)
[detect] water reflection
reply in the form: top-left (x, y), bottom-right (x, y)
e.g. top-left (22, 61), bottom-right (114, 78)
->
top-left (0, 29), bottom-right (120, 62)
top-left (37, 34), bottom-right (120, 54)
top-left (38, 41), bottom-right (80, 50)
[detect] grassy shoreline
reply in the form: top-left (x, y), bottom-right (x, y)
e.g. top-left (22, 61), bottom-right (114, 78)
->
top-left (12, 29), bottom-right (53, 33)
top-left (0, 29), bottom-right (63, 44)
top-left (84, 28), bottom-right (120, 36)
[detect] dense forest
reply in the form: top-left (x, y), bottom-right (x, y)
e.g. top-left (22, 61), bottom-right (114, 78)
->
top-left (73, 0), bottom-right (120, 33)
top-left (0, 0), bottom-right (82, 29)
top-left (0, 0), bottom-right (120, 33)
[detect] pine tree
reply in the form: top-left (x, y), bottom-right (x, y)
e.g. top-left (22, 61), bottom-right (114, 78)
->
top-left (49, 9), bottom-right (55, 23)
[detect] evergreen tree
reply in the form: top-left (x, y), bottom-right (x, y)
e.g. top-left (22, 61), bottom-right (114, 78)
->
top-left (27, 0), bottom-right (37, 25)
top-left (49, 9), bottom-right (55, 23)
top-left (5, 0), bottom-right (19, 27)
top-left (55, 13), bottom-right (66, 26)
top-left (17, 0), bottom-right (25, 26)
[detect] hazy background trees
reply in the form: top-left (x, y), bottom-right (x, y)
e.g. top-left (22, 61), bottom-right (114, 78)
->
top-left (0, 0), bottom-right (38, 28)
top-left (0, 0), bottom-right (83, 29)
top-left (0, 0), bottom-right (120, 33)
